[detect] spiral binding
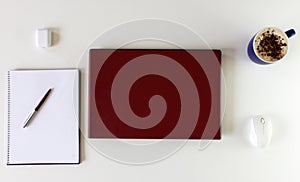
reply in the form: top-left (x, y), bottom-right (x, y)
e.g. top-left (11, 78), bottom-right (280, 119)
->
top-left (7, 71), bottom-right (11, 164)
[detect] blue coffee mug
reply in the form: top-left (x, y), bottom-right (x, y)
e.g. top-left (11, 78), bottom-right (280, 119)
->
top-left (247, 27), bottom-right (296, 65)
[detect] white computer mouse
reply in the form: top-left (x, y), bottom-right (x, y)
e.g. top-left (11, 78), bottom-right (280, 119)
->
top-left (249, 115), bottom-right (272, 148)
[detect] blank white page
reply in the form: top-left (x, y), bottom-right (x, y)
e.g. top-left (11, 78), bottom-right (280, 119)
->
top-left (7, 69), bottom-right (79, 165)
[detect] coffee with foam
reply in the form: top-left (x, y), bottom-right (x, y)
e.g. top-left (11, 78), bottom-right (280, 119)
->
top-left (254, 27), bottom-right (288, 62)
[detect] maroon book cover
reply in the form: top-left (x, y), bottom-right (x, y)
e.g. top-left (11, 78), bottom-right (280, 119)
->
top-left (89, 49), bottom-right (221, 139)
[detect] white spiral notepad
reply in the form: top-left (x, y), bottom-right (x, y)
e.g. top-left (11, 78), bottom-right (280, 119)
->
top-left (6, 69), bottom-right (80, 165)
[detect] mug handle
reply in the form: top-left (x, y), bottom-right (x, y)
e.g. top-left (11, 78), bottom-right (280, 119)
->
top-left (285, 29), bottom-right (296, 38)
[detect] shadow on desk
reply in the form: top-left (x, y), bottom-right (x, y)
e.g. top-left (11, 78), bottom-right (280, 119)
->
top-left (221, 48), bottom-right (237, 135)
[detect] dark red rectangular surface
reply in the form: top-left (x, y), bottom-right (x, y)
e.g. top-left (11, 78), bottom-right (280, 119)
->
top-left (89, 49), bottom-right (221, 139)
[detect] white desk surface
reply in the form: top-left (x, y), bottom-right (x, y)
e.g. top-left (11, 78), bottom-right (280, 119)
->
top-left (1, 0), bottom-right (300, 181)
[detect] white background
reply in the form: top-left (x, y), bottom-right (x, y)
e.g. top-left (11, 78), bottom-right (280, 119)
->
top-left (1, 0), bottom-right (300, 181)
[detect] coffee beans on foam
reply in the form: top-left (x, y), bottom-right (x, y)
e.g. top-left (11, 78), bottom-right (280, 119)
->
top-left (254, 27), bottom-right (288, 62)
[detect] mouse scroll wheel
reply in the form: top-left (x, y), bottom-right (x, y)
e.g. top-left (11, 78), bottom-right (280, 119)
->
top-left (260, 118), bottom-right (265, 124)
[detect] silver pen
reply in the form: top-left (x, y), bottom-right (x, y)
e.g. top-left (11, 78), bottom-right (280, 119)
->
top-left (23, 88), bottom-right (52, 128)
